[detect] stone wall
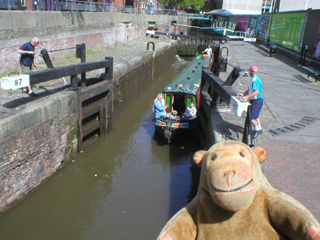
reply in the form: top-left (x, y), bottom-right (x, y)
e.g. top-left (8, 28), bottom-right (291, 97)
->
top-left (113, 45), bottom-right (177, 115)
top-left (0, 10), bottom-right (187, 75)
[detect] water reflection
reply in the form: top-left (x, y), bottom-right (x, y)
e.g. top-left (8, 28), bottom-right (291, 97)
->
top-left (0, 58), bottom-right (202, 240)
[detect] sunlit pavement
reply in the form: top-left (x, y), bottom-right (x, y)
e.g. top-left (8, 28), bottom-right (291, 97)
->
top-left (225, 41), bottom-right (320, 221)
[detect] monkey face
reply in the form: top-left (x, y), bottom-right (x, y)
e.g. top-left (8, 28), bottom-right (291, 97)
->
top-left (194, 141), bottom-right (266, 212)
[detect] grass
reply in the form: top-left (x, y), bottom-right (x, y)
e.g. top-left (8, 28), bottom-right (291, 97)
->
top-left (86, 48), bottom-right (96, 55)
top-left (65, 54), bottom-right (73, 61)
top-left (0, 68), bottom-right (19, 78)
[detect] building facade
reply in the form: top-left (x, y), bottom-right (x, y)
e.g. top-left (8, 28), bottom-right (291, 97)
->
top-left (279, 0), bottom-right (320, 11)
top-left (222, 0), bottom-right (263, 13)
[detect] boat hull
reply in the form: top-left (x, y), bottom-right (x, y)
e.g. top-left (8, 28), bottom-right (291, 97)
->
top-left (153, 117), bottom-right (197, 143)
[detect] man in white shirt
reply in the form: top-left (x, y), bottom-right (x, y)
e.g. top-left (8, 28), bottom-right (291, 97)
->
top-left (202, 45), bottom-right (213, 57)
top-left (183, 102), bottom-right (197, 119)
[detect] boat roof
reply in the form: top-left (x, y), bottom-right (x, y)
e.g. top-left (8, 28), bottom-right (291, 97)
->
top-left (163, 55), bottom-right (209, 96)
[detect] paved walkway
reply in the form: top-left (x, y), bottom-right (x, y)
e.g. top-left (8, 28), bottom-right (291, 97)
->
top-left (225, 41), bottom-right (320, 221)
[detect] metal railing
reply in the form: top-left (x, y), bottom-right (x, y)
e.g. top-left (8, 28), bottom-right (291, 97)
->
top-left (164, 33), bottom-right (227, 44)
top-left (0, 0), bottom-right (27, 10)
top-left (1, 0), bottom-right (187, 15)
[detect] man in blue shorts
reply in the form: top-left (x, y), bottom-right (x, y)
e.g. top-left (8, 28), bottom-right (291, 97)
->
top-left (238, 66), bottom-right (263, 139)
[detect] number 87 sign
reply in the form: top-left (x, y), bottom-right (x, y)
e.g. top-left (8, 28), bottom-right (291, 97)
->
top-left (0, 74), bottom-right (30, 90)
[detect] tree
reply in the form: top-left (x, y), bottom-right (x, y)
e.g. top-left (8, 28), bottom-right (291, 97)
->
top-left (159, 0), bottom-right (206, 11)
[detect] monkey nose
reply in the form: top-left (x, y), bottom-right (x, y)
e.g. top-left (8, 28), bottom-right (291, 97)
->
top-left (224, 171), bottom-right (236, 178)
top-left (224, 171), bottom-right (236, 188)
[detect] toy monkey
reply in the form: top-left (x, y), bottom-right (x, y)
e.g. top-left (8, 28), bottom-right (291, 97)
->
top-left (158, 140), bottom-right (320, 240)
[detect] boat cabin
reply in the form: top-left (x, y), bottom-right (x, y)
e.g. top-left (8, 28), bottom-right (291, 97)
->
top-left (164, 93), bottom-right (197, 118)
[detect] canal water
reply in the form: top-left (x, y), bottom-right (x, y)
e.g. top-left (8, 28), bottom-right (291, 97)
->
top-left (0, 58), bottom-right (202, 239)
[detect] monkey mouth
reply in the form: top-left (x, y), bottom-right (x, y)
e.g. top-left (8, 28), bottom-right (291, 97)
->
top-left (211, 179), bottom-right (254, 193)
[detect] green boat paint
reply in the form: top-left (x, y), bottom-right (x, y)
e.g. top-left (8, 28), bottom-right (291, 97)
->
top-left (152, 54), bottom-right (211, 143)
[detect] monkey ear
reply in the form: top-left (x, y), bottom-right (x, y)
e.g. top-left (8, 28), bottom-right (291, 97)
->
top-left (252, 147), bottom-right (266, 163)
top-left (193, 150), bottom-right (207, 167)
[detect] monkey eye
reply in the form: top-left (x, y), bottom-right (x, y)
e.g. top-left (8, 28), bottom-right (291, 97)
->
top-left (212, 154), bottom-right (217, 161)
top-left (239, 152), bottom-right (245, 157)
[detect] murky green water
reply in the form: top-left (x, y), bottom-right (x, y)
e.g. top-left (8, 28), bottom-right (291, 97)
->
top-left (0, 59), bottom-right (202, 240)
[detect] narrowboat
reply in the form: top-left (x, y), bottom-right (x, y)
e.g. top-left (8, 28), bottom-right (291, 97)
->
top-left (152, 54), bottom-right (210, 143)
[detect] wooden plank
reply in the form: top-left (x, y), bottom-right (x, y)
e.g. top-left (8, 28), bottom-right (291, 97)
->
top-left (200, 92), bottom-right (211, 118)
top-left (29, 59), bottom-right (113, 85)
top-left (99, 103), bottom-right (108, 137)
top-left (197, 112), bottom-right (208, 131)
top-left (82, 101), bottom-right (103, 119)
top-left (82, 119), bottom-right (100, 137)
top-left (80, 136), bottom-right (100, 150)
top-left (80, 81), bottom-right (112, 102)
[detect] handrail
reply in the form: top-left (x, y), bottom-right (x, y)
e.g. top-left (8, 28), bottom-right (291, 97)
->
top-left (1, 0), bottom-right (188, 14)
top-left (147, 42), bottom-right (155, 51)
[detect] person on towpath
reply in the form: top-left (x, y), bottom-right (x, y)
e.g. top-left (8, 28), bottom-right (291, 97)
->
top-left (237, 65), bottom-right (263, 139)
top-left (18, 37), bottom-right (39, 97)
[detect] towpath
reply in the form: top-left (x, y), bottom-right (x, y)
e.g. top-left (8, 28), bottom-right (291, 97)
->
top-left (220, 41), bottom-right (320, 221)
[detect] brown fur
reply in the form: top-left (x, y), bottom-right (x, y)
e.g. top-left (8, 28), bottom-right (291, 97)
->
top-left (157, 140), bottom-right (320, 240)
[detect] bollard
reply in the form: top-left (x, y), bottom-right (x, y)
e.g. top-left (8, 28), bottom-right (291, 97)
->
top-left (269, 45), bottom-right (277, 57)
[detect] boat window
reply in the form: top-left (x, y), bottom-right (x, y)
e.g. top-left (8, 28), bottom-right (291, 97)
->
top-left (173, 94), bottom-right (186, 114)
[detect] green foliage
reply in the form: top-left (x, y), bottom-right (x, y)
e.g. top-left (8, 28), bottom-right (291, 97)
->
top-left (65, 53), bottom-right (73, 61)
top-left (0, 68), bottom-right (19, 78)
top-left (159, 0), bottom-right (205, 11)
top-left (86, 48), bottom-right (96, 55)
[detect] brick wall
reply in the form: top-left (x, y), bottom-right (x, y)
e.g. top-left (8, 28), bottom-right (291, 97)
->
top-left (0, 95), bottom-right (78, 212)
top-left (0, 11), bottom-right (187, 75)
